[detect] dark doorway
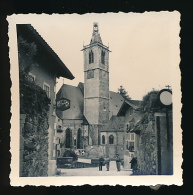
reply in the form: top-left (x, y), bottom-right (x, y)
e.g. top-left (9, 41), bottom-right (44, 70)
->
top-left (66, 128), bottom-right (72, 148)
top-left (77, 128), bottom-right (82, 149)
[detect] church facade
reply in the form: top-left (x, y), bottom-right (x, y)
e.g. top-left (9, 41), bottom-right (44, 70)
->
top-left (55, 23), bottom-right (134, 159)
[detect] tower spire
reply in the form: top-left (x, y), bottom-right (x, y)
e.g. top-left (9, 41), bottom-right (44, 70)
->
top-left (90, 22), bottom-right (103, 44)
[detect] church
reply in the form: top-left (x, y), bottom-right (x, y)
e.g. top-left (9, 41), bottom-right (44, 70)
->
top-left (54, 23), bottom-right (140, 160)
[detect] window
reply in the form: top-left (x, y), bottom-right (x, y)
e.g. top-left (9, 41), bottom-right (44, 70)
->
top-left (101, 51), bottom-right (105, 64)
top-left (74, 139), bottom-right (76, 146)
top-left (102, 135), bottom-right (105, 144)
top-left (43, 82), bottom-right (50, 98)
top-left (28, 72), bottom-right (35, 82)
top-left (87, 70), bottom-right (94, 79)
top-left (129, 107), bottom-right (133, 115)
top-left (84, 125), bottom-right (88, 136)
top-left (89, 50), bottom-right (94, 64)
top-left (57, 125), bottom-right (63, 133)
top-left (109, 135), bottom-right (114, 144)
top-left (126, 133), bottom-right (135, 152)
top-left (131, 133), bottom-right (134, 140)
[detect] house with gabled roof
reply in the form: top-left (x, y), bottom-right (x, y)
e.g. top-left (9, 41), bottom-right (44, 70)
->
top-left (117, 98), bottom-right (143, 169)
top-left (17, 24), bottom-right (74, 176)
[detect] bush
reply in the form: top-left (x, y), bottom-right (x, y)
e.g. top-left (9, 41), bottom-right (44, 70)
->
top-left (63, 150), bottom-right (78, 161)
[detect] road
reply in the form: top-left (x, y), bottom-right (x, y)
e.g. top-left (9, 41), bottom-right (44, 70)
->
top-left (57, 161), bottom-right (132, 176)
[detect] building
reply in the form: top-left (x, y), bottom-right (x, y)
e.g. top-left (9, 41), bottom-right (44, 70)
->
top-left (17, 24), bottom-right (74, 176)
top-left (55, 23), bottom-right (138, 160)
top-left (121, 91), bottom-right (173, 174)
top-left (117, 100), bottom-right (143, 169)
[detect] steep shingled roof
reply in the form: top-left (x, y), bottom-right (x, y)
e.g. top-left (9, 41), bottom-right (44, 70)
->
top-left (17, 24), bottom-right (74, 80)
top-left (56, 84), bottom-right (84, 120)
top-left (109, 91), bottom-right (125, 117)
top-left (100, 116), bottom-right (125, 132)
top-left (117, 100), bottom-right (142, 116)
top-left (56, 82), bottom-right (125, 120)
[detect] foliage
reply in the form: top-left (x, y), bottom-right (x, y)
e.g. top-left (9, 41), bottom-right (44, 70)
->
top-left (118, 85), bottom-right (131, 100)
top-left (139, 90), bottom-right (162, 125)
top-left (141, 90), bottom-right (160, 113)
top-left (18, 36), bottom-right (37, 81)
top-left (20, 79), bottom-right (51, 116)
top-left (63, 150), bottom-right (78, 161)
top-left (18, 35), bottom-right (50, 176)
top-left (18, 35), bottom-right (51, 115)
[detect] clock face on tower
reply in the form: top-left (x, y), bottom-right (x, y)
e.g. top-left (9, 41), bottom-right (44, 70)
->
top-left (56, 98), bottom-right (70, 111)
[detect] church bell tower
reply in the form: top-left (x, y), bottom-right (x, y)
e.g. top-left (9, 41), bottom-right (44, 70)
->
top-left (82, 23), bottom-right (111, 145)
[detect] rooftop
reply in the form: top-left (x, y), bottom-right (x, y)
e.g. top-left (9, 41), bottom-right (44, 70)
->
top-left (17, 24), bottom-right (74, 80)
top-left (100, 116), bottom-right (125, 132)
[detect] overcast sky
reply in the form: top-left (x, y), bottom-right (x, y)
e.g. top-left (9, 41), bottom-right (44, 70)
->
top-left (12, 12), bottom-right (180, 100)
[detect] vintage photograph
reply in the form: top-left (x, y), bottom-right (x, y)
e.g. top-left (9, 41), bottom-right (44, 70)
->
top-left (8, 12), bottom-right (181, 186)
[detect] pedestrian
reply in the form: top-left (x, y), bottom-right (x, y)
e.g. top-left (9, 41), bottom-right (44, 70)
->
top-left (130, 157), bottom-right (138, 174)
top-left (105, 155), bottom-right (110, 171)
top-left (116, 154), bottom-right (121, 171)
top-left (99, 156), bottom-right (105, 171)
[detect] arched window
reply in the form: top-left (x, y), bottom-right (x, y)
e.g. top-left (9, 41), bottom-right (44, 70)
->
top-left (101, 51), bottom-right (105, 64)
top-left (102, 135), bottom-right (105, 144)
top-left (66, 128), bottom-right (72, 148)
top-left (77, 128), bottom-right (82, 149)
top-left (89, 50), bottom-right (94, 64)
top-left (109, 135), bottom-right (114, 144)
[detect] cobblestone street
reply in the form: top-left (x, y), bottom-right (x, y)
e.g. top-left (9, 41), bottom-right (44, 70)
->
top-left (57, 161), bottom-right (132, 176)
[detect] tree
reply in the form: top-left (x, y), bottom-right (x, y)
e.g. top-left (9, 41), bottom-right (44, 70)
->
top-left (18, 35), bottom-right (37, 81)
top-left (118, 85), bottom-right (131, 100)
top-left (141, 90), bottom-right (160, 113)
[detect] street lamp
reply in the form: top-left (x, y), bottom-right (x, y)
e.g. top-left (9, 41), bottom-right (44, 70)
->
top-left (157, 89), bottom-right (172, 148)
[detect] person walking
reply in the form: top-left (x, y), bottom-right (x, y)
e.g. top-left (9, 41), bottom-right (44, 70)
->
top-left (105, 155), bottom-right (110, 171)
top-left (130, 157), bottom-right (138, 174)
top-left (99, 156), bottom-right (105, 171)
top-left (116, 154), bottom-right (121, 171)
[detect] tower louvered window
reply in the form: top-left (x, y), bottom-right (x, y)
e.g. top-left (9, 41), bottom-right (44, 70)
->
top-left (89, 50), bottom-right (94, 64)
top-left (101, 51), bottom-right (105, 64)
top-left (109, 135), bottom-right (114, 144)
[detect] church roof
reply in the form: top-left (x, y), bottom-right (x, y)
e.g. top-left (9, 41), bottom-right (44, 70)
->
top-left (16, 24), bottom-right (74, 80)
top-left (56, 83), bottom-right (125, 120)
top-left (109, 91), bottom-right (125, 117)
top-left (100, 116), bottom-right (125, 132)
top-left (56, 84), bottom-right (84, 120)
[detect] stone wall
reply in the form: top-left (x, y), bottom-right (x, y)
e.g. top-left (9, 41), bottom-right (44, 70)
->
top-left (137, 121), bottom-right (157, 175)
top-left (136, 111), bottom-right (173, 175)
top-left (20, 114), bottom-right (49, 177)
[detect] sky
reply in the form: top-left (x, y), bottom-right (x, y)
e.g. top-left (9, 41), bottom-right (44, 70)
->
top-left (11, 12), bottom-right (180, 100)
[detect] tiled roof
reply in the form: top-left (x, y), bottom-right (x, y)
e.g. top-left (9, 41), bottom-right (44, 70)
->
top-left (109, 91), bottom-right (125, 117)
top-left (16, 24), bottom-right (74, 80)
top-left (77, 82), bottom-right (84, 95)
top-left (56, 84), bottom-right (84, 120)
top-left (117, 100), bottom-right (142, 116)
top-left (100, 116), bottom-right (125, 132)
top-left (56, 83), bottom-right (125, 120)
